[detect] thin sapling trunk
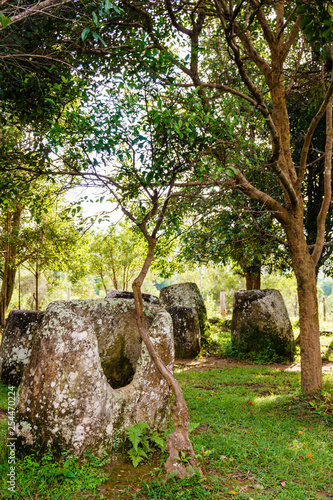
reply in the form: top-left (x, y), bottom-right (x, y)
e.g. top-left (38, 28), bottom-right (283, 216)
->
top-left (132, 236), bottom-right (200, 478)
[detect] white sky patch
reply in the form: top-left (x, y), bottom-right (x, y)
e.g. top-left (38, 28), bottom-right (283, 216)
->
top-left (66, 185), bottom-right (123, 229)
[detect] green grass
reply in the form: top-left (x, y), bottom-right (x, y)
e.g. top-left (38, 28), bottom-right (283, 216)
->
top-left (0, 341), bottom-right (332, 499)
top-left (0, 380), bottom-right (8, 454)
top-left (172, 366), bottom-right (333, 500)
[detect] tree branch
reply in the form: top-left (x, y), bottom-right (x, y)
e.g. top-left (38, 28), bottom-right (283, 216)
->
top-left (0, 0), bottom-right (72, 30)
top-left (311, 46), bottom-right (333, 266)
top-left (165, 0), bottom-right (193, 36)
top-left (298, 79), bottom-right (333, 189)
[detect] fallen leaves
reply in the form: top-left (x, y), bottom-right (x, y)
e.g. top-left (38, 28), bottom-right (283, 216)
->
top-left (219, 455), bottom-right (234, 462)
top-left (254, 483), bottom-right (264, 490)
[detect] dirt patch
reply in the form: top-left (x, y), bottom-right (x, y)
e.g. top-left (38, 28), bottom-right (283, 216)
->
top-left (0, 410), bottom-right (7, 421)
top-left (175, 356), bottom-right (333, 373)
top-left (97, 457), bottom-right (161, 498)
top-left (174, 357), bottom-right (256, 373)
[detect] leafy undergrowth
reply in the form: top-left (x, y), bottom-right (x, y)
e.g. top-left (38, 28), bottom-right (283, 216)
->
top-left (205, 317), bottom-right (333, 365)
top-left (0, 380), bottom-right (7, 450)
top-left (0, 367), bottom-right (332, 499)
top-left (0, 449), bottom-right (111, 499)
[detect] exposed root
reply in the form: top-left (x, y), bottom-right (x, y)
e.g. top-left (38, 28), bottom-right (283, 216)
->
top-left (164, 402), bottom-right (201, 478)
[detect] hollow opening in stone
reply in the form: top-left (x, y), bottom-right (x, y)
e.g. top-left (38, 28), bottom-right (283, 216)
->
top-left (100, 334), bottom-right (138, 389)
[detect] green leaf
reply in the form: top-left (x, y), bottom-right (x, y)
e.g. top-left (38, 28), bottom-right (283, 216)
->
top-left (63, 470), bottom-right (76, 478)
top-left (81, 28), bottom-right (90, 41)
top-left (105, 0), bottom-right (111, 13)
top-left (149, 433), bottom-right (166, 452)
top-left (92, 32), bottom-right (107, 46)
top-left (92, 11), bottom-right (98, 25)
top-left (63, 459), bottom-right (73, 469)
top-left (127, 448), bottom-right (147, 467)
top-left (126, 422), bottom-right (149, 451)
top-left (0, 13), bottom-right (11, 28)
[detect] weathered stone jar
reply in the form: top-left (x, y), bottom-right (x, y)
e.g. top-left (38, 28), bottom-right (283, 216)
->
top-left (159, 283), bottom-right (206, 353)
top-left (165, 306), bottom-right (201, 358)
top-left (14, 299), bottom-right (174, 459)
top-left (231, 289), bottom-right (295, 361)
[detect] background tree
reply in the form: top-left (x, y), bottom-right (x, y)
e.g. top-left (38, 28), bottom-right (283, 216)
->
top-left (88, 222), bottom-right (147, 294)
top-left (19, 208), bottom-right (86, 310)
top-left (0, 181), bottom-right (86, 320)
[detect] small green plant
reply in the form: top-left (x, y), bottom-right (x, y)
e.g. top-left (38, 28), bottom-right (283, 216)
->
top-left (126, 422), bottom-right (166, 467)
top-left (223, 340), bottom-right (290, 364)
top-left (175, 450), bottom-right (192, 464)
top-left (194, 447), bottom-right (214, 475)
top-left (0, 448), bottom-right (110, 498)
top-left (308, 390), bottom-right (333, 425)
top-left (137, 471), bottom-right (213, 499)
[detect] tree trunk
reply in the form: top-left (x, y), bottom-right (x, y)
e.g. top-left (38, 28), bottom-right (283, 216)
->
top-left (285, 222), bottom-right (322, 392)
top-left (0, 257), bottom-right (17, 326)
top-left (18, 266), bottom-right (21, 309)
top-left (132, 236), bottom-right (199, 478)
top-left (243, 262), bottom-right (261, 290)
top-left (0, 205), bottom-right (23, 326)
top-left (99, 265), bottom-right (108, 295)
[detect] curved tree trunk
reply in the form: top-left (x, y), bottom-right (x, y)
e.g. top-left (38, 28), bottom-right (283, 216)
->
top-left (132, 236), bottom-right (199, 478)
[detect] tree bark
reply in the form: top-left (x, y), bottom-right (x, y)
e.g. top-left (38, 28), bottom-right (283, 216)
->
top-left (132, 236), bottom-right (199, 478)
top-left (285, 221), bottom-right (322, 392)
top-left (0, 205), bottom-right (23, 326)
top-left (243, 262), bottom-right (261, 290)
top-left (35, 266), bottom-right (39, 311)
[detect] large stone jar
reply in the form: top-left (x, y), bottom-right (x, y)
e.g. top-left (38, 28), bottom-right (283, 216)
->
top-left (231, 289), bottom-right (295, 360)
top-left (14, 299), bottom-right (174, 459)
top-left (160, 282), bottom-right (207, 339)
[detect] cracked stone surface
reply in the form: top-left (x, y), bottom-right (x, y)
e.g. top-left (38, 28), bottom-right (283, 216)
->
top-left (0, 310), bottom-right (45, 386)
top-left (165, 306), bottom-right (201, 359)
top-left (14, 299), bottom-right (174, 459)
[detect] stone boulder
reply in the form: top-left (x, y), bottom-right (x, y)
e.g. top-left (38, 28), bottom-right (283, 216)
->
top-left (231, 289), bottom-right (295, 360)
top-left (106, 289), bottom-right (159, 304)
top-left (159, 283), bottom-right (207, 339)
top-left (14, 299), bottom-right (174, 459)
top-left (0, 310), bottom-right (45, 386)
top-left (165, 306), bottom-right (201, 359)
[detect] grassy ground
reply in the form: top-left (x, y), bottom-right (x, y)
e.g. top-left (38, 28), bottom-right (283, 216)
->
top-left (0, 325), bottom-right (332, 499)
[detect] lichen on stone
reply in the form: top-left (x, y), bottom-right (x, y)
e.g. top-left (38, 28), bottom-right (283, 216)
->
top-left (14, 299), bottom-right (174, 460)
